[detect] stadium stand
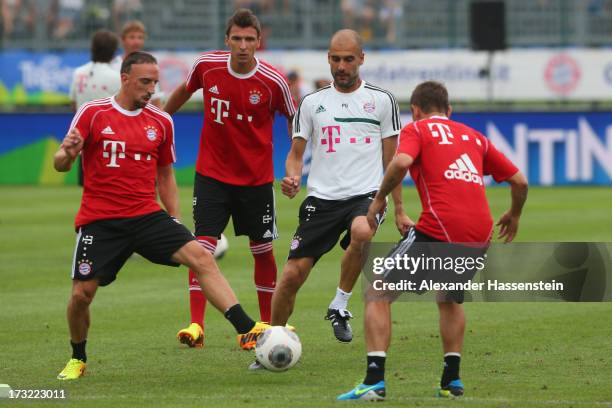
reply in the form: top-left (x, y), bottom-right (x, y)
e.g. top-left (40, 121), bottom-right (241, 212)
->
top-left (2, 0), bottom-right (612, 50)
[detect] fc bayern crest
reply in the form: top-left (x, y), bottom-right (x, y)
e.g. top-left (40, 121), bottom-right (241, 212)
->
top-left (249, 90), bottom-right (262, 105)
top-left (144, 125), bottom-right (158, 141)
top-left (78, 261), bottom-right (92, 276)
top-left (290, 236), bottom-right (302, 250)
top-left (363, 102), bottom-right (376, 113)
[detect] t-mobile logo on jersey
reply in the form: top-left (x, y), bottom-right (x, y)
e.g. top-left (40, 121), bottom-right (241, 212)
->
top-left (321, 125), bottom-right (341, 153)
top-left (102, 140), bottom-right (126, 167)
top-left (210, 97), bottom-right (253, 125)
top-left (428, 122), bottom-right (454, 145)
top-left (210, 97), bottom-right (230, 124)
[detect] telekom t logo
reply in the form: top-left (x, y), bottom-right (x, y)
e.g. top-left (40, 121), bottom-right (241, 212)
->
top-left (102, 140), bottom-right (126, 167)
top-left (321, 125), bottom-right (341, 153)
top-left (428, 122), bottom-right (454, 145)
top-left (211, 97), bottom-right (230, 124)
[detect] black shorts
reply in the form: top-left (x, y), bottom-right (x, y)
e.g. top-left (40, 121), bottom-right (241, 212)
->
top-left (287, 191), bottom-right (385, 264)
top-left (72, 210), bottom-right (195, 286)
top-left (192, 173), bottom-right (277, 242)
top-left (372, 228), bottom-right (487, 303)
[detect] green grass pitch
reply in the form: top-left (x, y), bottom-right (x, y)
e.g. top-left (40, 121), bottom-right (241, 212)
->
top-left (0, 185), bottom-right (611, 407)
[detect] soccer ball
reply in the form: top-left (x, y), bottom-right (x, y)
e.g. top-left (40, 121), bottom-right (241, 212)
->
top-left (214, 233), bottom-right (229, 259)
top-left (255, 326), bottom-right (302, 372)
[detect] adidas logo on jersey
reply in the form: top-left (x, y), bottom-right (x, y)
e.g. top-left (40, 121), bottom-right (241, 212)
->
top-left (444, 154), bottom-right (483, 185)
top-left (315, 105), bottom-right (326, 114)
top-left (208, 85), bottom-right (219, 94)
top-left (101, 126), bottom-right (115, 135)
top-left (263, 230), bottom-right (273, 239)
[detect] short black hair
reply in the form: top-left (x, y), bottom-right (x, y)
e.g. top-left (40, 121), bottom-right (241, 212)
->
top-left (410, 81), bottom-right (450, 114)
top-left (91, 29), bottom-right (119, 63)
top-left (120, 51), bottom-right (157, 74)
top-left (225, 8), bottom-right (261, 37)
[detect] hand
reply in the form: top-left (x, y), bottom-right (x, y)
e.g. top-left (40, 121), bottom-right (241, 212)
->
top-left (366, 197), bottom-right (386, 231)
top-left (281, 175), bottom-right (300, 198)
top-left (394, 210), bottom-right (415, 237)
top-left (61, 128), bottom-right (83, 159)
top-left (496, 211), bottom-right (520, 243)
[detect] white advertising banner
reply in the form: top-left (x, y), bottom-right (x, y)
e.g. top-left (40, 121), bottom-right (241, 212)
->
top-left (154, 49), bottom-right (612, 102)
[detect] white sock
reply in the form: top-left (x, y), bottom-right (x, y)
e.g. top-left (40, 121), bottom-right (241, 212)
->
top-left (329, 287), bottom-right (352, 310)
top-left (367, 351), bottom-right (386, 357)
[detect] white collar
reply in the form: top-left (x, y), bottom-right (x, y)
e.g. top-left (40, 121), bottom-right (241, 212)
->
top-left (227, 56), bottom-right (259, 79)
top-left (111, 95), bottom-right (142, 116)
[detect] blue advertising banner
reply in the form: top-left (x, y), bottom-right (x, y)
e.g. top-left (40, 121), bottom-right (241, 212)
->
top-left (455, 112), bottom-right (612, 186)
top-left (0, 51), bottom-right (89, 104)
top-left (0, 112), bottom-right (610, 185)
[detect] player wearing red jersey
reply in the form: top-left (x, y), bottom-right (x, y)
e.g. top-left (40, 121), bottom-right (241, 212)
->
top-left (164, 9), bottom-right (295, 349)
top-left (338, 81), bottom-right (528, 401)
top-left (54, 52), bottom-right (266, 380)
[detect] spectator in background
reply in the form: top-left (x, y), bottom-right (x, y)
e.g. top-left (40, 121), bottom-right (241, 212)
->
top-left (116, 20), bottom-right (145, 61)
top-left (112, 0), bottom-right (142, 32)
top-left (70, 29), bottom-right (120, 111)
top-left (1, 0), bottom-right (35, 39)
top-left (379, 0), bottom-right (402, 44)
top-left (69, 29), bottom-right (120, 186)
top-left (341, 0), bottom-right (376, 42)
top-left (111, 20), bottom-right (163, 107)
top-left (287, 70), bottom-right (310, 104)
top-left (47, 0), bottom-right (83, 39)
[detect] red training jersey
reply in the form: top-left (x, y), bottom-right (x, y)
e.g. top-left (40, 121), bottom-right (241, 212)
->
top-left (185, 51), bottom-right (296, 186)
top-left (69, 96), bottom-right (176, 228)
top-left (398, 116), bottom-right (518, 243)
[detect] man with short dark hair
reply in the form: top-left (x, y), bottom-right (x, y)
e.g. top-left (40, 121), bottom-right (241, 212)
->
top-left (338, 80), bottom-right (528, 401)
top-left (69, 29), bottom-right (120, 113)
top-left (164, 9), bottom-right (296, 350)
top-left (69, 29), bottom-right (121, 186)
top-left (54, 51), bottom-right (266, 380)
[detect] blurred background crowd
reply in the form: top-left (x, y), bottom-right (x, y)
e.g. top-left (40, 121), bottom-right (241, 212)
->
top-left (2, 0), bottom-right (612, 50)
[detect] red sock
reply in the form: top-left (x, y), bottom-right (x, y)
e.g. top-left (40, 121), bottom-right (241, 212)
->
top-left (188, 236), bottom-right (217, 329)
top-left (250, 240), bottom-right (277, 323)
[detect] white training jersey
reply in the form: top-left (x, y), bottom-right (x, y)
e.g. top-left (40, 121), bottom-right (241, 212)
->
top-left (69, 62), bottom-right (121, 109)
top-left (293, 80), bottom-right (401, 200)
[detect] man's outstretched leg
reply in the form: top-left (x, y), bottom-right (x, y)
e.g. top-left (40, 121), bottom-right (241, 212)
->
top-left (327, 216), bottom-right (373, 342)
top-left (58, 279), bottom-right (98, 380)
top-left (437, 300), bottom-right (466, 397)
top-left (177, 236), bottom-right (217, 348)
top-left (172, 241), bottom-right (268, 351)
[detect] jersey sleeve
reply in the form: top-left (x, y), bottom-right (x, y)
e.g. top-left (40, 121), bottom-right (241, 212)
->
top-left (378, 92), bottom-right (402, 138)
top-left (482, 134), bottom-right (519, 182)
top-left (396, 122), bottom-right (422, 160)
top-left (185, 57), bottom-right (205, 93)
top-left (68, 103), bottom-right (96, 141)
top-left (292, 94), bottom-right (313, 141)
top-left (157, 116), bottom-right (176, 166)
top-left (273, 71), bottom-right (297, 119)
